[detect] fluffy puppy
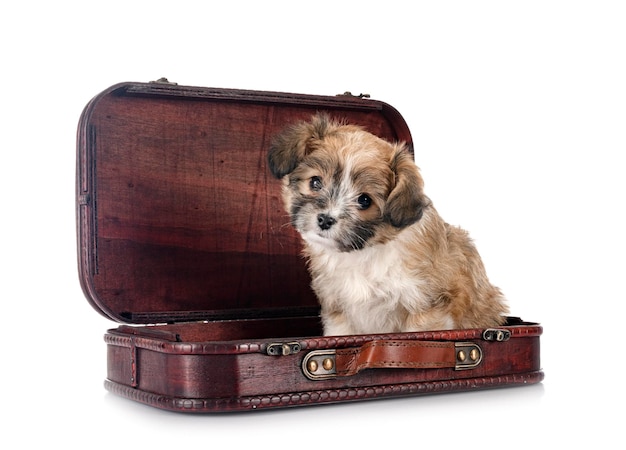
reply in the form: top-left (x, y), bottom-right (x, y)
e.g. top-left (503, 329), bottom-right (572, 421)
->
top-left (268, 113), bottom-right (508, 336)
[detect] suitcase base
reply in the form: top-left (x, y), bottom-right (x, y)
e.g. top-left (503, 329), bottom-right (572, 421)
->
top-left (103, 317), bottom-right (543, 413)
top-left (105, 370), bottom-right (544, 412)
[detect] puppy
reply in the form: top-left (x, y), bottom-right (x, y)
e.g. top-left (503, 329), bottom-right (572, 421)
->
top-left (268, 113), bottom-right (508, 336)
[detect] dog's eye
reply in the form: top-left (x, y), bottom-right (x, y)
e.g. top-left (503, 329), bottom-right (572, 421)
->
top-left (310, 176), bottom-right (323, 191)
top-left (357, 194), bottom-right (372, 210)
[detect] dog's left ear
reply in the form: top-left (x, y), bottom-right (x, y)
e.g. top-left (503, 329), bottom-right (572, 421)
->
top-left (384, 145), bottom-right (428, 228)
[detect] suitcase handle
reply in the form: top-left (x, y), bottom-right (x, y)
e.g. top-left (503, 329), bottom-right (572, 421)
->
top-left (302, 340), bottom-right (482, 380)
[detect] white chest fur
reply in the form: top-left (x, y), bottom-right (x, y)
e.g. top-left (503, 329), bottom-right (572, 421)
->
top-left (306, 236), bottom-right (431, 334)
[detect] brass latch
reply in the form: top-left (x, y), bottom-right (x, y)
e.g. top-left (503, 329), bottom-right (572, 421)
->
top-left (483, 329), bottom-right (511, 342)
top-left (266, 342), bottom-right (301, 356)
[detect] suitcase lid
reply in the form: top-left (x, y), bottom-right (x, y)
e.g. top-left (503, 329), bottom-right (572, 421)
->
top-left (76, 79), bottom-right (413, 324)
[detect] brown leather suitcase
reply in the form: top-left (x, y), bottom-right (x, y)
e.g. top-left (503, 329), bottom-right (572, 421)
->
top-left (76, 79), bottom-right (543, 412)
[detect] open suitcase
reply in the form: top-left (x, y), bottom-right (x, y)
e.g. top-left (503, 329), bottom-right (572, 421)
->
top-left (76, 79), bottom-right (543, 412)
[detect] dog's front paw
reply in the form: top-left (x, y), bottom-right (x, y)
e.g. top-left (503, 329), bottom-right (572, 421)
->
top-left (321, 312), bottom-right (354, 336)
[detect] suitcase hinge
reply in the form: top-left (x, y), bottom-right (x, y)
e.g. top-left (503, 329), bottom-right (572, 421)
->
top-left (337, 91), bottom-right (370, 99)
top-left (150, 77), bottom-right (178, 85)
top-left (266, 341), bottom-right (301, 356)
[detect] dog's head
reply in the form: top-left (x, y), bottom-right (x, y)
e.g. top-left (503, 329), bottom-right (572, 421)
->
top-left (268, 113), bottom-right (428, 252)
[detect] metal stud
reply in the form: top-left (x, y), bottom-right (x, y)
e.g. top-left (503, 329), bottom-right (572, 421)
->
top-left (455, 342), bottom-right (483, 370)
top-left (323, 358), bottom-right (334, 371)
top-left (307, 359), bottom-right (318, 373)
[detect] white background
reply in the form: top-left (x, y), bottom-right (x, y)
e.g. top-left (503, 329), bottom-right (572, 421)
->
top-left (2, 1), bottom-right (624, 448)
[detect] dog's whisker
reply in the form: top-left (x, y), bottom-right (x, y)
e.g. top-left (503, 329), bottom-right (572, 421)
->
top-left (343, 225), bottom-right (369, 251)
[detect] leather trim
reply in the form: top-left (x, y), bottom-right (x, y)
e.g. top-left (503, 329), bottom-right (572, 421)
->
top-left (335, 340), bottom-right (456, 376)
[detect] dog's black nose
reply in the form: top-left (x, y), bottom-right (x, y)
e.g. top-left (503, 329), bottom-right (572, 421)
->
top-left (317, 213), bottom-right (336, 230)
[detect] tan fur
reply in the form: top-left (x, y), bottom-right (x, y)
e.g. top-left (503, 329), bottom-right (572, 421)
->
top-left (268, 114), bottom-right (508, 336)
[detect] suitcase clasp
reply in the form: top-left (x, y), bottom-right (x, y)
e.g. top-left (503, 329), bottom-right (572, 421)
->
top-left (482, 328), bottom-right (511, 342)
top-left (266, 342), bottom-right (301, 356)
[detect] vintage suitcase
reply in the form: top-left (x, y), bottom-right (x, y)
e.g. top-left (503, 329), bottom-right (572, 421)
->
top-left (76, 79), bottom-right (543, 412)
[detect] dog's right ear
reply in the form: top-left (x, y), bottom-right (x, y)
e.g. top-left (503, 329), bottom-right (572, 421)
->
top-left (268, 114), bottom-right (333, 179)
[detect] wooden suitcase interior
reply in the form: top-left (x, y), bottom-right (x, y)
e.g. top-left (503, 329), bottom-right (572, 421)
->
top-left (77, 81), bottom-right (412, 328)
top-left (113, 313), bottom-right (324, 342)
top-left (110, 315), bottom-right (533, 342)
